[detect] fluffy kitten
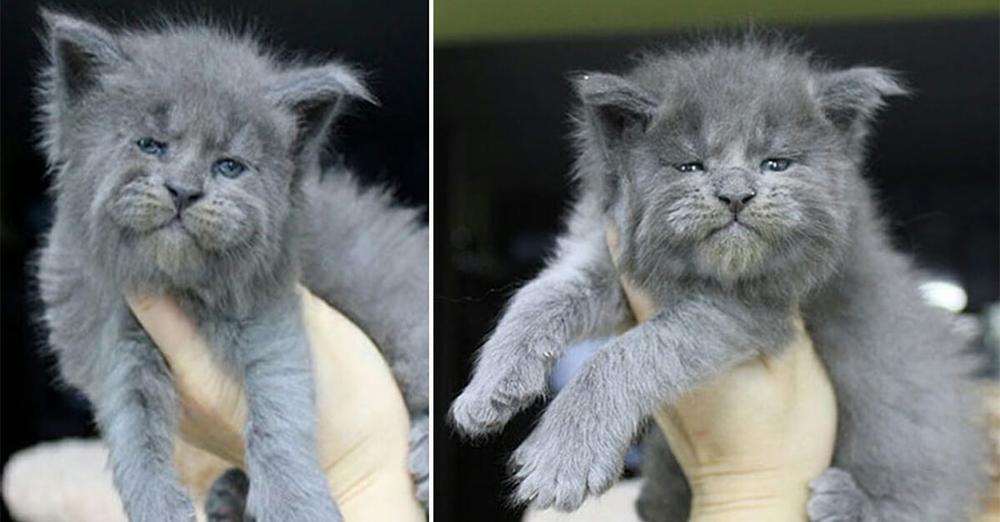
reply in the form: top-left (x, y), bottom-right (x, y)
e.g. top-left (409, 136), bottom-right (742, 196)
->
top-left (450, 36), bottom-right (987, 521)
top-left (34, 11), bottom-right (427, 521)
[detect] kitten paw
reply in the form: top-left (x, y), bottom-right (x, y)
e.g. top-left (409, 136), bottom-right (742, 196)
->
top-left (408, 415), bottom-right (430, 505)
top-left (510, 423), bottom-right (621, 511)
top-left (807, 467), bottom-right (875, 522)
top-left (205, 468), bottom-right (251, 522)
top-left (450, 360), bottom-right (547, 437)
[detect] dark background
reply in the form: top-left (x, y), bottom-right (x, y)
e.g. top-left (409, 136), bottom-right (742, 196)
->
top-left (434, 18), bottom-right (1000, 522)
top-left (0, 1), bottom-right (427, 520)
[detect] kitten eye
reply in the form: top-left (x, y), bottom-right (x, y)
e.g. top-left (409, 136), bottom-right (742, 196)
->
top-left (136, 137), bottom-right (167, 156)
top-left (761, 158), bottom-right (793, 172)
top-left (674, 162), bottom-right (705, 173)
top-left (213, 158), bottom-right (247, 179)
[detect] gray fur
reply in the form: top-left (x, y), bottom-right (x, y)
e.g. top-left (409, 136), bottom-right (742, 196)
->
top-left (450, 35), bottom-right (987, 520)
top-left (634, 428), bottom-right (689, 521)
top-left (34, 10), bottom-right (428, 521)
top-left (205, 469), bottom-right (250, 522)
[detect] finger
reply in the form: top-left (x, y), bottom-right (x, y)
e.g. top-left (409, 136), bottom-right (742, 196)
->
top-left (297, 284), bottom-right (330, 317)
top-left (125, 293), bottom-right (203, 365)
top-left (127, 294), bottom-right (246, 445)
top-left (297, 284), bottom-right (347, 347)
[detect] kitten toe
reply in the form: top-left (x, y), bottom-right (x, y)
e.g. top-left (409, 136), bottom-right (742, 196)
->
top-left (449, 387), bottom-right (510, 436)
top-left (510, 427), bottom-right (619, 512)
top-left (450, 372), bottom-right (538, 437)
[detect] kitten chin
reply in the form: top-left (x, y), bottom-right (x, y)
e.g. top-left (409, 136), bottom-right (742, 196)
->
top-left (694, 225), bottom-right (771, 281)
top-left (143, 226), bottom-right (208, 284)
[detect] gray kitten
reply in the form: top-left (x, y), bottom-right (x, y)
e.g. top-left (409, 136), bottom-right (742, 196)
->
top-left (450, 36), bottom-right (988, 521)
top-left (34, 11), bottom-right (428, 521)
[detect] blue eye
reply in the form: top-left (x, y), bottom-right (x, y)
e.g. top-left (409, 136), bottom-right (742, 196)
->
top-left (674, 162), bottom-right (705, 173)
top-left (761, 158), bottom-right (793, 172)
top-left (213, 158), bottom-right (247, 179)
top-left (136, 137), bottom-right (166, 156)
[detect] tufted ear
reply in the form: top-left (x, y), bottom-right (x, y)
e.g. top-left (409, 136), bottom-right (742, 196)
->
top-left (267, 63), bottom-right (376, 162)
top-left (41, 9), bottom-right (125, 105)
top-left (814, 67), bottom-right (908, 134)
top-left (574, 72), bottom-right (659, 156)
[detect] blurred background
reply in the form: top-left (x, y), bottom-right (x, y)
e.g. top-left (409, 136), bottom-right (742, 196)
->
top-left (434, 1), bottom-right (999, 521)
top-left (0, 1), bottom-right (427, 520)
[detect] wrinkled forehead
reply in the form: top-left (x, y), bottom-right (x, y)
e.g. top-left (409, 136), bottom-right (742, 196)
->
top-left (651, 69), bottom-right (824, 155)
top-left (118, 75), bottom-right (295, 154)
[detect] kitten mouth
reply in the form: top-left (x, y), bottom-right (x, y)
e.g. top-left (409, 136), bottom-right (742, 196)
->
top-left (707, 219), bottom-right (758, 238)
top-left (153, 216), bottom-right (190, 235)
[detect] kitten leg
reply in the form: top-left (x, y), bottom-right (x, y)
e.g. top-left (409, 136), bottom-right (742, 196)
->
top-left (391, 356), bottom-right (429, 506)
top-left (450, 230), bottom-right (625, 437)
top-left (802, 358), bottom-right (986, 522)
top-left (237, 304), bottom-right (341, 522)
top-left (96, 334), bottom-right (196, 521)
top-left (805, 277), bottom-right (987, 522)
top-left (408, 414), bottom-right (429, 504)
top-left (512, 295), bottom-right (793, 511)
top-left (636, 427), bottom-right (690, 522)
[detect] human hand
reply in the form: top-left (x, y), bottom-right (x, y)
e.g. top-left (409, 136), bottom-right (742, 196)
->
top-left (651, 314), bottom-right (837, 522)
top-left (605, 224), bottom-right (837, 522)
top-left (127, 285), bottom-right (424, 522)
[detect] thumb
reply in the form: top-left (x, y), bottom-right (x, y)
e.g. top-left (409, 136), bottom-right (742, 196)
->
top-left (126, 293), bottom-right (203, 368)
top-left (127, 294), bottom-right (248, 462)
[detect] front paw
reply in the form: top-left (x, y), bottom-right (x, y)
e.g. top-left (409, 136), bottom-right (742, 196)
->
top-left (808, 467), bottom-right (876, 522)
top-left (450, 360), bottom-right (547, 437)
top-left (510, 422), bottom-right (622, 511)
top-left (408, 415), bottom-right (429, 505)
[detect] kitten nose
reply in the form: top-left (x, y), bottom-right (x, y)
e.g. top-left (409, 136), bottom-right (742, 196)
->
top-left (716, 189), bottom-right (756, 213)
top-left (164, 182), bottom-right (203, 211)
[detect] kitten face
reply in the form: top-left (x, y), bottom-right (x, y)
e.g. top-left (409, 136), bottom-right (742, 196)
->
top-left (626, 67), bottom-right (851, 282)
top-left (576, 41), bottom-right (904, 287)
top-left (93, 77), bottom-right (296, 282)
top-left (40, 14), bottom-right (372, 290)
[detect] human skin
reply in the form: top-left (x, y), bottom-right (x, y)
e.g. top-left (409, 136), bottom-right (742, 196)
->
top-left (126, 286), bottom-right (424, 522)
top-left (614, 226), bottom-right (838, 522)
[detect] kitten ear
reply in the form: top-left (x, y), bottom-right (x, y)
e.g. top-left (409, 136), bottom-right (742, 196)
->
top-left (41, 9), bottom-right (125, 104)
top-left (574, 72), bottom-right (658, 154)
top-left (815, 67), bottom-right (908, 132)
top-left (268, 63), bottom-right (376, 160)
